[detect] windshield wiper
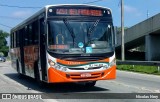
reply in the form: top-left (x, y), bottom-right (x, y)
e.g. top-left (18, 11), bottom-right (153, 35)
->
top-left (88, 19), bottom-right (100, 34)
top-left (87, 19), bottom-right (100, 44)
top-left (63, 19), bottom-right (75, 47)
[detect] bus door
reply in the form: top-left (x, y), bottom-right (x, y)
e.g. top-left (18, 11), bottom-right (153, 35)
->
top-left (19, 29), bottom-right (25, 74)
top-left (16, 29), bottom-right (25, 74)
top-left (39, 18), bottom-right (47, 81)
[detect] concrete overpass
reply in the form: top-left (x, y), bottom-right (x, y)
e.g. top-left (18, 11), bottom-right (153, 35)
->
top-left (116, 13), bottom-right (160, 61)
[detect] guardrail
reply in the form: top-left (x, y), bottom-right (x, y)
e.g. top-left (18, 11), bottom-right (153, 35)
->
top-left (117, 61), bottom-right (160, 66)
top-left (117, 60), bottom-right (160, 72)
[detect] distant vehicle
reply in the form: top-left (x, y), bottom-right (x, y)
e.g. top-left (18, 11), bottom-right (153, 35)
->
top-left (0, 56), bottom-right (6, 62)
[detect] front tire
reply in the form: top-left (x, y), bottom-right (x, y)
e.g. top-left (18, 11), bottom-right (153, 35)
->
top-left (85, 81), bottom-right (96, 87)
top-left (34, 61), bottom-right (45, 87)
top-left (16, 60), bottom-right (20, 73)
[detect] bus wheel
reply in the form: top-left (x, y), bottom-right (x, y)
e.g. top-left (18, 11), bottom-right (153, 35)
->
top-left (16, 60), bottom-right (20, 73)
top-left (85, 81), bottom-right (96, 87)
top-left (34, 62), bottom-right (44, 88)
top-left (16, 60), bottom-right (23, 78)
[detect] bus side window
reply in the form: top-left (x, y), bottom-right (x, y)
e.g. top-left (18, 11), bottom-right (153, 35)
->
top-left (16, 31), bottom-right (20, 47)
top-left (14, 32), bottom-right (16, 48)
top-left (32, 20), bottom-right (39, 45)
top-left (11, 33), bottom-right (14, 48)
top-left (40, 18), bottom-right (45, 35)
top-left (19, 29), bottom-right (24, 47)
top-left (40, 18), bottom-right (45, 43)
top-left (24, 26), bottom-right (29, 46)
top-left (28, 24), bottom-right (33, 45)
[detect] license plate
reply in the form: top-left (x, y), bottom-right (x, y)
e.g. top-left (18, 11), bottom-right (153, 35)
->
top-left (80, 73), bottom-right (91, 77)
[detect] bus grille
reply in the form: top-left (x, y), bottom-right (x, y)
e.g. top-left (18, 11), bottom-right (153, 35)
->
top-left (68, 67), bottom-right (101, 70)
top-left (69, 72), bottom-right (102, 79)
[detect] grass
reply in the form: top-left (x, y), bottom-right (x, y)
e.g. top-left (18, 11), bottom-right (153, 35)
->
top-left (117, 65), bottom-right (160, 75)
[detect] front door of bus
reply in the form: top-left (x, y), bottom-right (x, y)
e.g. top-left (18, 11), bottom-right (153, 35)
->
top-left (39, 18), bottom-right (47, 81)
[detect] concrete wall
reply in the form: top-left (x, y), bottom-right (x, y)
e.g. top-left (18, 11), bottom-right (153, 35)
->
top-left (145, 34), bottom-right (160, 61)
top-left (116, 13), bottom-right (160, 61)
top-left (116, 13), bottom-right (160, 48)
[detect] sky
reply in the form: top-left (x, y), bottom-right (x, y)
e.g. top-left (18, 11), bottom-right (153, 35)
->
top-left (0, 0), bottom-right (160, 33)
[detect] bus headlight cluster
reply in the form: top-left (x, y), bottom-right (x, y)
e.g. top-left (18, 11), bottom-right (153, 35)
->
top-left (49, 61), bottom-right (55, 66)
top-left (48, 59), bottom-right (68, 72)
top-left (109, 58), bottom-right (116, 67)
top-left (55, 65), bottom-right (68, 72)
top-left (101, 59), bottom-right (116, 69)
top-left (55, 65), bottom-right (61, 69)
top-left (62, 67), bottom-right (67, 71)
top-left (102, 64), bottom-right (109, 69)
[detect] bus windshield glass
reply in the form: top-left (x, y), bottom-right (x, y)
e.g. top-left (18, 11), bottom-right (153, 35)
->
top-left (48, 20), bottom-right (114, 54)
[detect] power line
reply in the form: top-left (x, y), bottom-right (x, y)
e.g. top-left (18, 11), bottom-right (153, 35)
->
top-left (83, 0), bottom-right (105, 4)
top-left (0, 4), bottom-right (41, 9)
top-left (0, 1), bottom-right (105, 9)
top-left (0, 16), bottom-right (24, 20)
top-left (0, 1), bottom-right (106, 29)
top-left (0, 23), bottom-right (12, 28)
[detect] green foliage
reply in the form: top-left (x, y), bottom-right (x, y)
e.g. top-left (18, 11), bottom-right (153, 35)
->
top-left (0, 30), bottom-right (9, 56)
top-left (117, 65), bottom-right (160, 75)
top-left (116, 26), bottom-right (128, 34)
top-left (0, 52), bottom-right (4, 56)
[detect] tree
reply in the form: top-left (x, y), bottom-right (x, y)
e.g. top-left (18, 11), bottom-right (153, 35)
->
top-left (0, 30), bottom-right (9, 57)
top-left (116, 26), bottom-right (128, 34)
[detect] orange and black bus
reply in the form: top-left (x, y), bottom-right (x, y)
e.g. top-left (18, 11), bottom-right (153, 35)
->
top-left (10, 4), bottom-right (116, 87)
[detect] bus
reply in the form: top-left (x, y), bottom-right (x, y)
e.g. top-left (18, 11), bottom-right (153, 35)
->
top-left (10, 4), bottom-right (116, 87)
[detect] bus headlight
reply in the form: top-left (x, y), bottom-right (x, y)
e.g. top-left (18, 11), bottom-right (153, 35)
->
top-left (49, 61), bottom-right (55, 67)
top-left (109, 58), bottom-right (116, 67)
top-left (48, 59), bottom-right (56, 67)
top-left (102, 64), bottom-right (109, 69)
top-left (48, 59), bottom-right (68, 72)
top-left (56, 65), bottom-right (68, 72)
top-left (55, 65), bottom-right (61, 69)
top-left (62, 67), bottom-right (67, 71)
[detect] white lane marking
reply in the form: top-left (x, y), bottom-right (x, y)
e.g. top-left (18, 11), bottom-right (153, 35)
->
top-left (0, 72), bottom-right (59, 102)
top-left (117, 70), bottom-right (160, 78)
top-left (108, 80), bottom-right (160, 93)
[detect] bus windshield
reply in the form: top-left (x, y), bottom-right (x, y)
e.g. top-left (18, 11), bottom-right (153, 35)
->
top-left (48, 20), bottom-right (114, 54)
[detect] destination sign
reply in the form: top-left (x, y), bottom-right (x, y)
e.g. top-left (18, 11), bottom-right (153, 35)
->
top-left (56, 9), bottom-right (103, 16)
top-left (48, 6), bottom-right (111, 17)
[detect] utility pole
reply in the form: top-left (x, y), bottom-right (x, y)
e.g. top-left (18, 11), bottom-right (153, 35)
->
top-left (121, 0), bottom-right (125, 61)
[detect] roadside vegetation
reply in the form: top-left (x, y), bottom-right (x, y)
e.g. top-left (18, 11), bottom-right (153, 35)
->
top-left (117, 65), bottom-right (160, 75)
top-left (0, 29), bottom-right (9, 57)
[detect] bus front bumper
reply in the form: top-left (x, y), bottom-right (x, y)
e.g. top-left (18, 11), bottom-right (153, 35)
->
top-left (48, 65), bottom-right (116, 83)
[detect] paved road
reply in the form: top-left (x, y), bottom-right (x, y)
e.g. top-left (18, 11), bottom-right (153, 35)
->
top-left (0, 61), bottom-right (57, 102)
top-left (0, 61), bottom-right (160, 102)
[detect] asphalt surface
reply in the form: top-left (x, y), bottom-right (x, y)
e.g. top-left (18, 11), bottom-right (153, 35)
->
top-left (0, 61), bottom-right (160, 102)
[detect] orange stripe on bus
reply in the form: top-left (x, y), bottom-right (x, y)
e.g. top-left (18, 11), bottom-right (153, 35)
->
top-left (56, 58), bottom-right (110, 66)
top-left (57, 59), bottom-right (87, 65)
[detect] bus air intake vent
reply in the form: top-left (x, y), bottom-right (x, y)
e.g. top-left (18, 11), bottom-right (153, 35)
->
top-left (69, 72), bottom-right (102, 80)
top-left (68, 67), bottom-right (101, 70)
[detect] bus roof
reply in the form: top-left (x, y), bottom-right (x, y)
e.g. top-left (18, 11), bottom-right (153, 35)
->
top-left (11, 4), bottom-right (111, 32)
top-left (45, 4), bottom-right (111, 11)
